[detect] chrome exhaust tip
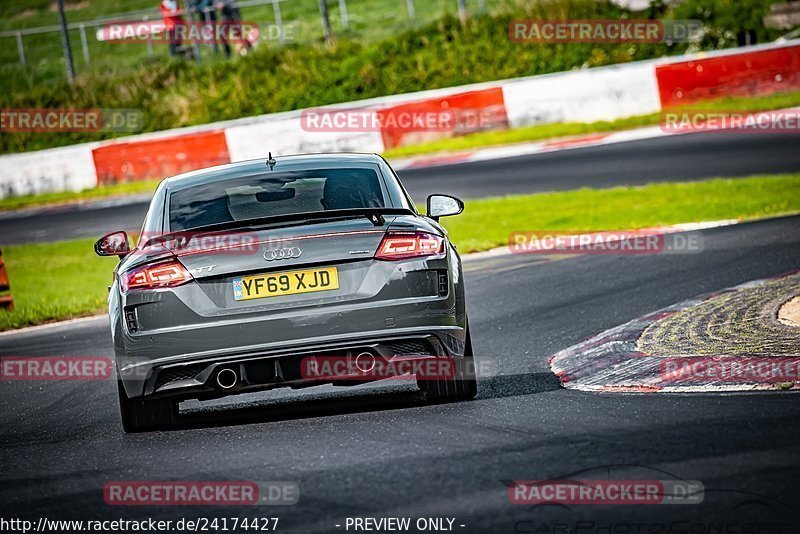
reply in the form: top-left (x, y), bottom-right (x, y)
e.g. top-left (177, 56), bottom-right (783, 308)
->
top-left (216, 368), bottom-right (238, 389)
top-left (354, 352), bottom-right (376, 373)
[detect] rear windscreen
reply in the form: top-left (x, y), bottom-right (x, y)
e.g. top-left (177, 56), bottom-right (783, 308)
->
top-left (168, 167), bottom-right (386, 231)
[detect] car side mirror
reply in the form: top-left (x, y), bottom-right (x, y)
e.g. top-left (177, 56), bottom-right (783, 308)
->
top-left (94, 231), bottom-right (131, 258)
top-left (426, 194), bottom-right (464, 221)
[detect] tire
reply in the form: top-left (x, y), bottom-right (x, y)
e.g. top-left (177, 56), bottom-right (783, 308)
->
top-left (418, 324), bottom-right (478, 402)
top-left (117, 377), bottom-right (178, 433)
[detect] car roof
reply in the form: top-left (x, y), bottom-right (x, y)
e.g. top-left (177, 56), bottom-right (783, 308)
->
top-left (163, 153), bottom-right (386, 190)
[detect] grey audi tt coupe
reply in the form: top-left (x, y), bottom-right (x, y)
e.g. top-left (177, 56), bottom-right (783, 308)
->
top-left (95, 153), bottom-right (477, 432)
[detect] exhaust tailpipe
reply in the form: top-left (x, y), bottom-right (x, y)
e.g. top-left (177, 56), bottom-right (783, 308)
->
top-left (354, 352), bottom-right (376, 373)
top-left (216, 368), bottom-right (238, 389)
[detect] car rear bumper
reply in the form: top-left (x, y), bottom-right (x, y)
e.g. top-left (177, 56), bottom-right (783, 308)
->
top-left (117, 327), bottom-right (466, 399)
top-left (111, 252), bottom-right (467, 399)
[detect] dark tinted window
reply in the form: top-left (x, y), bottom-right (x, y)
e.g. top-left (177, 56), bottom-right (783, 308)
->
top-left (168, 168), bottom-right (386, 231)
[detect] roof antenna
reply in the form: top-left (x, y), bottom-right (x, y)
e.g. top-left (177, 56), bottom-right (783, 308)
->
top-left (267, 152), bottom-right (277, 170)
top-left (369, 211), bottom-right (384, 226)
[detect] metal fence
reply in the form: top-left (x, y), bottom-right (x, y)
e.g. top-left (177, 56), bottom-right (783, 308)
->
top-left (0, 0), bottom-right (493, 85)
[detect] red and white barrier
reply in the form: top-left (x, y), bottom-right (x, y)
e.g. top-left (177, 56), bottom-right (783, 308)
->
top-left (503, 59), bottom-right (663, 128)
top-left (92, 129), bottom-right (230, 184)
top-left (224, 112), bottom-right (384, 162)
top-left (655, 45), bottom-right (800, 108)
top-left (1, 40), bottom-right (798, 199)
top-left (0, 143), bottom-right (99, 199)
top-left (377, 87), bottom-right (508, 149)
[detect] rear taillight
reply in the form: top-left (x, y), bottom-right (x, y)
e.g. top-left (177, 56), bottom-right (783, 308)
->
top-left (375, 232), bottom-right (445, 260)
top-left (120, 260), bottom-right (193, 292)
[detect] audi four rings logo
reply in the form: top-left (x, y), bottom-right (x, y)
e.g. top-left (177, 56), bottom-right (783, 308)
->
top-left (264, 247), bottom-right (302, 261)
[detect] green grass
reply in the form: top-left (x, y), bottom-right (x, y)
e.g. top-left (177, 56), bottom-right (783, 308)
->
top-left (0, 238), bottom-right (118, 330)
top-left (1, 0), bottom-right (788, 155)
top-left (2, 2), bottom-right (691, 154)
top-left (0, 0), bottom-right (535, 96)
top-left (1, 173), bottom-right (798, 331)
top-left (385, 114), bottom-right (662, 159)
top-left (0, 0), bottom-right (496, 88)
top-left (384, 91), bottom-right (800, 159)
top-left (3, 91), bottom-right (798, 213)
top-left (444, 174), bottom-right (800, 253)
top-left (2, 0), bottom-right (784, 92)
top-left (0, 179), bottom-right (162, 211)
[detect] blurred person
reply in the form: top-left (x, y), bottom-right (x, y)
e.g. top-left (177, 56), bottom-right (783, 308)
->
top-left (216, 0), bottom-right (242, 24)
top-left (160, 0), bottom-right (184, 56)
top-left (216, 0), bottom-right (254, 56)
top-left (190, 0), bottom-right (219, 54)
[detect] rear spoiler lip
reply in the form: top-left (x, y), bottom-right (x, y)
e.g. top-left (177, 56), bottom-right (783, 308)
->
top-left (122, 224), bottom-right (403, 272)
top-left (142, 208), bottom-right (416, 249)
top-left (172, 228), bottom-right (390, 258)
top-left (386, 216), bottom-right (447, 239)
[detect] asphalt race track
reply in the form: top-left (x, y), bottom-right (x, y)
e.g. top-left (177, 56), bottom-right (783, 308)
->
top-left (2, 215), bottom-right (799, 532)
top-left (398, 130), bottom-right (800, 200)
top-left (3, 131), bottom-right (800, 245)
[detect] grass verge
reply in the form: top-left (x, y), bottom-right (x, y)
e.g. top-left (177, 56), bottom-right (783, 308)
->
top-left (3, 4), bottom-right (678, 153)
top-left (1, 173), bottom-right (798, 331)
top-left (0, 179), bottom-right (162, 212)
top-left (3, 91), bottom-right (799, 213)
top-left (382, 91), bottom-right (800, 159)
top-left (1, 238), bottom-right (117, 331)
top-left (444, 174), bottom-right (800, 253)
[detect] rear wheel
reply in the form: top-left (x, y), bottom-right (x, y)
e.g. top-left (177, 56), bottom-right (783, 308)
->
top-left (117, 377), bottom-right (178, 433)
top-left (418, 324), bottom-right (478, 402)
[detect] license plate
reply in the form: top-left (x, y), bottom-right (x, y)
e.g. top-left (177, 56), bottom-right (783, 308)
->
top-left (233, 267), bottom-right (339, 301)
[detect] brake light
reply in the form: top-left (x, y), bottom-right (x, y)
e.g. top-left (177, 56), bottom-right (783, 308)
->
top-left (375, 232), bottom-right (445, 260)
top-left (120, 260), bottom-right (193, 292)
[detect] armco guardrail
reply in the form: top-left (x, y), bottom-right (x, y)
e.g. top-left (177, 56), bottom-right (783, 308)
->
top-left (1, 40), bottom-right (798, 199)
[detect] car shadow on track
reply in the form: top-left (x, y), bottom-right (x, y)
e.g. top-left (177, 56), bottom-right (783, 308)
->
top-left (168, 371), bottom-right (562, 431)
top-left (175, 387), bottom-right (428, 430)
top-left (477, 371), bottom-right (562, 399)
